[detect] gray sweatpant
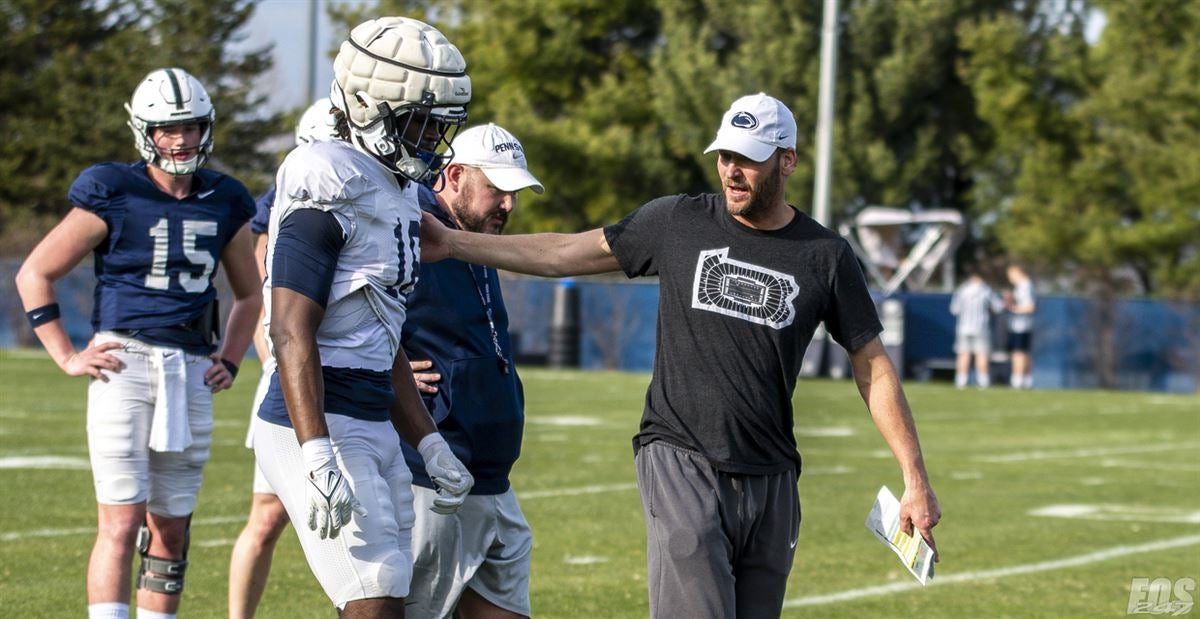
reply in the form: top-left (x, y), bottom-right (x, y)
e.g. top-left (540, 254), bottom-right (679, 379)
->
top-left (635, 441), bottom-right (800, 618)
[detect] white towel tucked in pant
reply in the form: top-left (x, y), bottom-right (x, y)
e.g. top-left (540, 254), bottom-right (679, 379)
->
top-left (149, 348), bottom-right (192, 452)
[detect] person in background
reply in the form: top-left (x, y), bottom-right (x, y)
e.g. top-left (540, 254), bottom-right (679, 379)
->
top-left (950, 271), bottom-right (1004, 389)
top-left (403, 123), bottom-right (544, 619)
top-left (1005, 264), bottom-right (1037, 389)
top-left (15, 67), bottom-right (260, 619)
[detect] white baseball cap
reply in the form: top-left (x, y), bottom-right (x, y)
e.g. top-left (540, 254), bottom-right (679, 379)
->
top-left (450, 123), bottom-right (544, 194)
top-left (703, 93), bottom-right (797, 162)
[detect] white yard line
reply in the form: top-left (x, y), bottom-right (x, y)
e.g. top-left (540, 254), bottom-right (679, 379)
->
top-left (0, 455), bottom-right (90, 469)
top-left (1098, 458), bottom-right (1200, 473)
top-left (1030, 504), bottom-right (1200, 524)
top-left (1, 483), bottom-right (645, 542)
top-left (519, 482), bottom-right (638, 499)
top-left (194, 538), bottom-right (235, 548)
top-left (1, 515), bottom-right (248, 543)
top-left (518, 466), bottom-right (855, 501)
top-left (1, 467), bottom-right (888, 543)
top-left (975, 441), bottom-right (1200, 463)
top-left (783, 534), bottom-right (1200, 609)
top-left (526, 416), bottom-right (604, 427)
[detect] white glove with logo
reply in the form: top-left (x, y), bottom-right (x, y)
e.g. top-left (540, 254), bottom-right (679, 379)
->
top-left (417, 433), bottom-right (474, 515)
top-left (302, 437), bottom-right (367, 539)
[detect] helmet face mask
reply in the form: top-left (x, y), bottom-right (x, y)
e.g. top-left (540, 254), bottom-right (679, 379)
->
top-left (332, 17), bottom-right (471, 184)
top-left (125, 68), bottom-right (215, 176)
top-left (147, 123), bottom-right (209, 175)
top-left (348, 95), bottom-right (467, 183)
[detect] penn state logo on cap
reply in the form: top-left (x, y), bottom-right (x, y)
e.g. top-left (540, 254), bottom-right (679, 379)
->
top-left (730, 111), bottom-right (759, 130)
top-left (704, 93), bottom-right (798, 163)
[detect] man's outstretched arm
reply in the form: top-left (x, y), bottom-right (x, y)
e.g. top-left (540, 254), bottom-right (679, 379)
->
top-left (420, 211), bottom-right (620, 277)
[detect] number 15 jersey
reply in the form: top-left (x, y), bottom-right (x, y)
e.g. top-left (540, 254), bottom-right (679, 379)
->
top-left (69, 161), bottom-right (255, 349)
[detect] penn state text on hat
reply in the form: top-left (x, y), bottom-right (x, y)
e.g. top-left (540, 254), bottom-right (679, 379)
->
top-left (451, 123), bottom-right (544, 194)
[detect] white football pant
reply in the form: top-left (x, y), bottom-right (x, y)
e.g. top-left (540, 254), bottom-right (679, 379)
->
top-left (86, 332), bottom-right (213, 517)
top-left (254, 414), bottom-right (415, 608)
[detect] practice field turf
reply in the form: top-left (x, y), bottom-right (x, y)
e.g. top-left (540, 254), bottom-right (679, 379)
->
top-left (0, 348), bottom-right (1196, 617)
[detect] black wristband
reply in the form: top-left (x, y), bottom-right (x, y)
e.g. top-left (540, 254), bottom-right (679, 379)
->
top-left (26, 303), bottom-right (61, 328)
top-left (220, 358), bottom-right (239, 380)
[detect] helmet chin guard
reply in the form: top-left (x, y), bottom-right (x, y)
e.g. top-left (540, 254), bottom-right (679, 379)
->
top-left (332, 17), bottom-right (471, 183)
top-left (125, 68), bottom-right (215, 176)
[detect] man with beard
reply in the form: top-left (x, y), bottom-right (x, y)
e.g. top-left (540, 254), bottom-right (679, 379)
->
top-left (402, 124), bottom-right (543, 619)
top-left (419, 93), bottom-right (941, 618)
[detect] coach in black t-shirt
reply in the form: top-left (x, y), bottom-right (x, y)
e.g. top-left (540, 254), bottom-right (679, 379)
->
top-left (420, 93), bottom-right (941, 618)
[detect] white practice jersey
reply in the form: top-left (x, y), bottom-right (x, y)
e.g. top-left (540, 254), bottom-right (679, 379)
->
top-left (264, 139), bottom-right (420, 373)
top-left (1008, 279), bottom-right (1036, 334)
top-left (950, 279), bottom-right (1002, 336)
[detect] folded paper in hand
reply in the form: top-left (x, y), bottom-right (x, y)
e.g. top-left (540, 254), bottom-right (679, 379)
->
top-left (865, 485), bottom-right (935, 585)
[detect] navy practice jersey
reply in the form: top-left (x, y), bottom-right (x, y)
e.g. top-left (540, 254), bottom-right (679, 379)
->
top-left (401, 185), bottom-right (525, 495)
top-left (69, 161), bottom-right (255, 351)
top-left (251, 185), bottom-right (274, 235)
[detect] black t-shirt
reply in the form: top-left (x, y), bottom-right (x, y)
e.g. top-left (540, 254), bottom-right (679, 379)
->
top-left (604, 193), bottom-right (882, 475)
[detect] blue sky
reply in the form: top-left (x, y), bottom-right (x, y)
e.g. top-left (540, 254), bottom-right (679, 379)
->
top-left (239, 0), bottom-right (370, 113)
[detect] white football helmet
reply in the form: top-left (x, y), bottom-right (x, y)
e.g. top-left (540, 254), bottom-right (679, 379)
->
top-left (125, 68), bottom-right (215, 175)
top-left (295, 97), bottom-right (339, 144)
top-left (331, 17), bottom-right (471, 183)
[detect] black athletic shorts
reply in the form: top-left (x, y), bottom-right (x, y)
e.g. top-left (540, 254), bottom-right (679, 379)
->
top-left (1008, 331), bottom-right (1033, 352)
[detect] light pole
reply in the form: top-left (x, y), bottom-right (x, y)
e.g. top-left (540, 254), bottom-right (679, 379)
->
top-left (305, 0), bottom-right (320, 102)
top-left (812, 0), bottom-right (839, 227)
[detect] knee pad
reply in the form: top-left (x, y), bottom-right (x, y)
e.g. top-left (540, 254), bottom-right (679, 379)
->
top-left (135, 521), bottom-right (190, 595)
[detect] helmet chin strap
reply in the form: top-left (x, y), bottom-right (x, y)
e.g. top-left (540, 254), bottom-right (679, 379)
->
top-left (396, 156), bottom-right (431, 183)
top-left (154, 146), bottom-right (202, 176)
top-left (158, 157), bottom-right (199, 176)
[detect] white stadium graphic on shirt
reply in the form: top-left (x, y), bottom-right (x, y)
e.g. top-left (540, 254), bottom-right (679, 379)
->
top-left (691, 248), bottom-right (799, 329)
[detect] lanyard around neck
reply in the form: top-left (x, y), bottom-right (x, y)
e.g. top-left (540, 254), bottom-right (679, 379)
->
top-left (466, 264), bottom-right (510, 375)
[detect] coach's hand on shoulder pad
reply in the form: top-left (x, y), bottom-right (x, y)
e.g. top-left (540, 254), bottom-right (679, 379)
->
top-left (302, 437), bottom-right (367, 539)
top-left (418, 211), bottom-right (452, 263)
top-left (418, 432), bottom-right (473, 515)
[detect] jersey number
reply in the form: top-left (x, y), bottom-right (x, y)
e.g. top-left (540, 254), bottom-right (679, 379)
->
top-left (145, 218), bottom-right (219, 293)
top-left (394, 219), bottom-right (420, 295)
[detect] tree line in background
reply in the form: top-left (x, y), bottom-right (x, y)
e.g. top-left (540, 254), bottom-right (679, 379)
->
top-left (2, 0), bottom-right (1197, 303)
top-left (0, 0), bottom-right (279, 250)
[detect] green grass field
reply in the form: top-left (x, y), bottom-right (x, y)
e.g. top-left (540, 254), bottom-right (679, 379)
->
top-left (1, 348), bottom-right (1197, 617)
